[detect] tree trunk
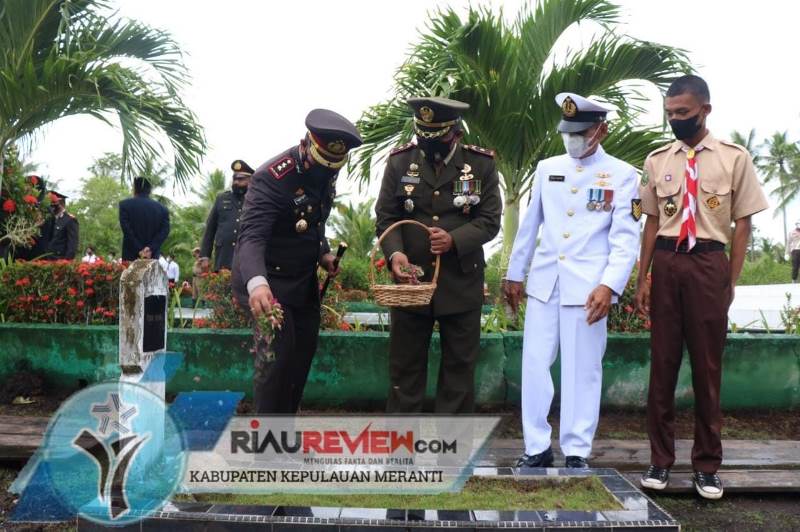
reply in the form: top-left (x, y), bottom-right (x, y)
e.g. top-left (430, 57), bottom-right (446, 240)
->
top-left (500, 198), bottom-right (520, 268)
top-left (783, 206), bottom-right (788, 252)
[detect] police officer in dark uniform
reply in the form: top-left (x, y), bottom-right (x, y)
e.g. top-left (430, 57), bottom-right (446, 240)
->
top-left (45, 191), bottom-right (79, 260)
top-left (232, 109), bottom-right (362, 414)
top-left (199, 160), bottom-right (254, 271)
top-left (375, 96), bottom-right (502, 414)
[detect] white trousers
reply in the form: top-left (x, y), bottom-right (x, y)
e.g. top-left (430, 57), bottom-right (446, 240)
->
top-left (521, 281), bottom-right (607, 458)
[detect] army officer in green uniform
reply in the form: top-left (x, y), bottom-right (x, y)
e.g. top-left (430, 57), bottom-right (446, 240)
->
top-left (375, 96), bottom-right (502, 414)
top-left (200, 160), bottom-right (254, 271)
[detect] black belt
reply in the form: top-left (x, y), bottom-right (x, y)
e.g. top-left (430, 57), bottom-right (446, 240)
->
top-left (656, 237), bottom-right (725, 254)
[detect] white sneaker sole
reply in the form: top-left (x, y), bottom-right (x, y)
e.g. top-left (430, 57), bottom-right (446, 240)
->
top-left (640, 478), bottom-right (668, 490)
top-left (695, 482), bottom-right (723, 500)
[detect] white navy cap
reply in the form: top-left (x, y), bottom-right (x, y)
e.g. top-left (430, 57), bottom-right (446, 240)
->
top-left (555, 92), bottom-right (613, 133)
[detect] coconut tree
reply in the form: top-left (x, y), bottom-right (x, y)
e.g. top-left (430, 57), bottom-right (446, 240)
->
top-left (760, 132), bottom-right (800, 249)
top-left (329, 199), bottom-right (377, 259)
top-left (193, 169), bottom-right (227, 213)
top-left (352, 0), bottom-right (691, 257)
top-left (0, 0), bottom-right (206, 194)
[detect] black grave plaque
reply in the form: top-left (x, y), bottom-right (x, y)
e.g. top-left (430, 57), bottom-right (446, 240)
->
top-left (142, 294), bottom-right (166, 352)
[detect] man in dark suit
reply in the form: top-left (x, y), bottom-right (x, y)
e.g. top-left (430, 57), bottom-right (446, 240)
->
top-left (232, 109), bottom-right (362, 414)
top-left (200, 160), bottom-right (254, 271)
top-left (45, 191), bottom-right (79, 260)
top-left (375, 96), bottom-right (502, 414)
top-left (118, 177), bottom-right (170, 261)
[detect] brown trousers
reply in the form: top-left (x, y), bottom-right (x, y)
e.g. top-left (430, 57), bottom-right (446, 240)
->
top-left (647, 248), bottom-right (730, 473)
top-left (386, 307), bottom-right (482, 414)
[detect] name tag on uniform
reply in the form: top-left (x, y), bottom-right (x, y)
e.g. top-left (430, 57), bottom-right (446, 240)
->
top-left (401, 175), bottom-right (421, 184)
top-left (548, 175), bottom-right (565, 182)
top-left (293, 194), bottom-right (308, 206)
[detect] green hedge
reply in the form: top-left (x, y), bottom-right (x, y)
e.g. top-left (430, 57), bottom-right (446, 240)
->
top-left (1, 324), bottom-right (798, 409)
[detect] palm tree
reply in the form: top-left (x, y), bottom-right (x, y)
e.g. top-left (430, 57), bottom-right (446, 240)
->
top-left (730, 129), bottom-right (760, 165)
top-left (193, 169), bottom-right (227, 212)
top-left (329, 199), bottom-right (377, 259)
top-left (351, 0), bottom-right (690, 257)
top-left (759, 132), bottom-right (800, 249)
top-left (0, 0), bottom-right (206, 194)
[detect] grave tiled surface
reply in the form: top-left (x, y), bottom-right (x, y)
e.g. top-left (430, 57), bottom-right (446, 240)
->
top-left (76, 468), bottom-right (679, 530)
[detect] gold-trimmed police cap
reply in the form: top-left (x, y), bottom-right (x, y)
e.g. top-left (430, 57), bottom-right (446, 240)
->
top-left (555, 92), bottom-right (613, 133)
top-left (305, 108), bottom-right (363, 169)
top-left (230, 159), bottom-right (254, 177)
top-left (407, 96), bottom-right (469, 139)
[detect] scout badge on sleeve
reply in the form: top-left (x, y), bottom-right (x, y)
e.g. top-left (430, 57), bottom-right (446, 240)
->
top-left (453, 163), bottom-right (481, 214)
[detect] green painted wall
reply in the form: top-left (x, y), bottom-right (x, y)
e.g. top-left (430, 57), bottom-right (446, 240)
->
top-left (0, 324), bottom-right (798, 409)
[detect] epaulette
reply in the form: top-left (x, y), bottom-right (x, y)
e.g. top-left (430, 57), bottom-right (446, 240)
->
top-left (464, 144), bottom-right (495, 158)
top-left (720, 140), bottom-right (749, 153)
top-left (67, 213), bottom-right (76, 219)
top-left (268, 156), bottom-right (295, 180)
top-left (390, 142), bottom-right (415, 156)
top-left (647, 143), bottom-right (673, 158)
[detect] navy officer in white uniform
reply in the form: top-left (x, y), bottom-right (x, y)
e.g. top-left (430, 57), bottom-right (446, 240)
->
top-left (504, 93), bottom-right (641, 468)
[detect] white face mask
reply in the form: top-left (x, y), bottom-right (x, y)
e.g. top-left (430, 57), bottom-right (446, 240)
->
top-left (561, 132), bottom-right (592, 159)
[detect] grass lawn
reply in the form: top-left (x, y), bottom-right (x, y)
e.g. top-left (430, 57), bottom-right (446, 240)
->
top-left (184, 476), bottom-right (622, 511)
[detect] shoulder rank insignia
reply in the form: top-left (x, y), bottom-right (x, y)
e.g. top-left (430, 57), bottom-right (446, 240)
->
top-left (640, 169), bottom-right (649, 186)
top-left (463, 144), bottom-right (495, 158)
top-left (390, 143), bottom-right (415, 156)
top-left (268, 156), bottom-right (295, 180)
top-left (631, 199), bottom-right (642, 221)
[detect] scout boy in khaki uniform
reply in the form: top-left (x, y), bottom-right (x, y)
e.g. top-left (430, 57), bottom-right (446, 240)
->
top-left (635, 75), bottom-right (768, 499)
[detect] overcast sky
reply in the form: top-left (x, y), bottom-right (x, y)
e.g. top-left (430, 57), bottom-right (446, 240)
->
top-left (26, 0), bottom-right (800, 245)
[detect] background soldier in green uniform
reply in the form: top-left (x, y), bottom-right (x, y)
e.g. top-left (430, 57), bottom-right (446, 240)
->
top-left (200, 160), bottom-right (253, 271)
top-left (375, 96), bottom-right (502, 414)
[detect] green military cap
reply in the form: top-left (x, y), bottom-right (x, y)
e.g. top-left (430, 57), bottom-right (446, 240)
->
top-left (407, 96), bottom-right (469, 139)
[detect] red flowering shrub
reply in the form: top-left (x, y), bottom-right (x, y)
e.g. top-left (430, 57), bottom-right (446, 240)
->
top-left (0, 260), bottom-right (125, 324)
top-left (195, 270), bottom-right (251, 329)
top-left (1, 146), bottom-right (52, 250)
top-left (607, 266), bottom-right (651, 333)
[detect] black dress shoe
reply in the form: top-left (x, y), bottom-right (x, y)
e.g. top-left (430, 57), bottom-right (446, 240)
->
top-left (564, 456), bottom-right (589, 469)
top-left (516, 447), bottom-right (554, 468)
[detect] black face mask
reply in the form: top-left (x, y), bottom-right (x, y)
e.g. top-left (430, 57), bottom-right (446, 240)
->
top-left (304, 163), bottom-right (338, 181)
top-left (232, 184), bottom-right (247, 195)
top-left (669, 113), bottom-right (703, 141)
top-left (417, 137), bottom-right (452, 164)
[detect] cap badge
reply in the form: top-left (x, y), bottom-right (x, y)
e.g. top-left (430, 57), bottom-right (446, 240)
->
top-left (327, 140), bottom-right (347, 155)
top-left (562, 96), bottom-right (577, 118)
top-left (233, 161), bottom-right (242, 171)
top-left (420, 106), bottom-right (435, 123)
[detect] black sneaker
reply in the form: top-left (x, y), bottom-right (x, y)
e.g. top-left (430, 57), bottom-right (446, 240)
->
top-left (516, 447), bottom-right (554, 468)
top-left (693, 471), bottom-right (723, 500)
top-left (564, 456), bottom-right (589, 469)
top-left (640, 465), bottom-right (670, 490)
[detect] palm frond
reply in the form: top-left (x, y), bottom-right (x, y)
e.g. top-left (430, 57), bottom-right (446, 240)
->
top-left (0, 0), bottom-right (205, 189)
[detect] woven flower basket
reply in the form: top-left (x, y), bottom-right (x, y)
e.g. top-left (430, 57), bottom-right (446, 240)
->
top-left (369, 219), bottom-right (440, 307)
